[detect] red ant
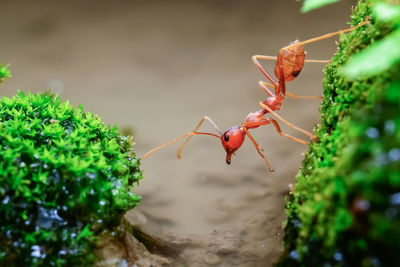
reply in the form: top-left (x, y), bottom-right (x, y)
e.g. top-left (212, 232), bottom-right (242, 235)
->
top-left (142, 20), bottom-right (369, 172)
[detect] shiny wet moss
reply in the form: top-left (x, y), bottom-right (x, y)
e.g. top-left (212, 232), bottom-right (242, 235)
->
top-left (0, 91), bottom-right (143, 266)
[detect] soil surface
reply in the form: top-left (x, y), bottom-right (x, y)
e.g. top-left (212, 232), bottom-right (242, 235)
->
top-left (0, 0), bottom-right (355, 266)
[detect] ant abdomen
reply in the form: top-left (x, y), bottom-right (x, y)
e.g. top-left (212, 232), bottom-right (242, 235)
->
top-left (274, 40), bottom-right (305, 82)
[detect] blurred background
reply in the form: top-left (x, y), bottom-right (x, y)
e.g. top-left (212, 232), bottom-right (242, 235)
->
top-left (0, 0), bottom-right (356, 264)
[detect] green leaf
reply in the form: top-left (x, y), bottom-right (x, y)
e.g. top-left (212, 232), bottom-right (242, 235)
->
top-left (373, 3), bottom-right (400, 26)
top-left (301, 0), bottom-right (340, 13)
top-left (76, 224), bottom-right (94, 242)
top-left (342, 29), bottom-right (400, 79)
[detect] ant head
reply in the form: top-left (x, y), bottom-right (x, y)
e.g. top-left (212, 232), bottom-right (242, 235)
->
top-left (221, 126), bottom-right (245, 165)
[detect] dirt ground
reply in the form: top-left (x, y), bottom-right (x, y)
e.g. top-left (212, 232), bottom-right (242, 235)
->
top-left (0, 0), bottom-right (355, 265)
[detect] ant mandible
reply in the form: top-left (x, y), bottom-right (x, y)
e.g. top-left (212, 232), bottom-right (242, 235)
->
top-left (142, 19), bottom-right (369, 172)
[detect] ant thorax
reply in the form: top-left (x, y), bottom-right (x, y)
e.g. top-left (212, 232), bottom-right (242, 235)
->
top-left (246, 110), bottom-right (264, 123)
top-left (264, 96), bottom-right (282, 111)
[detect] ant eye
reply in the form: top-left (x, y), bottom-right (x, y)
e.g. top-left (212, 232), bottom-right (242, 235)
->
top-left (224, 133), bottom-right (229, 142)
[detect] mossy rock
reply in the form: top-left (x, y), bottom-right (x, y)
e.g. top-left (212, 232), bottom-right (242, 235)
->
top-left (279, 0), bottom-right (400, 266)
top-left (0, 91), bottom-right (143, 266)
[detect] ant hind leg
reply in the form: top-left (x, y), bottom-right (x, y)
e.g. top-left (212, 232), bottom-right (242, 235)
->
top-left (281, 18), bottom-right (370, 52)
top-left (286, 91), bottom-right (323, 100)
top-left (269, 119), bottom-right (309, 145)
top-left (259, 101), bottom-right (317, 140)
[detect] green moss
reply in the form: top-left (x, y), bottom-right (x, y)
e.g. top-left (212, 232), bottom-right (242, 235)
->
top-left (0, 91), bottom-right (143, 266)
top-left (0, 64), bottom-right (11, 82)
top-left (279, 0), bottom-right (400, 266)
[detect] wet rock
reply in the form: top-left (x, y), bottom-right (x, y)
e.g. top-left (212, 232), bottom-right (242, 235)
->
top-left (203, 253), bottom-right (221, 265)
top-left (124, 231), bottom-right (170, 266)
top-left (209, 230), bottom-right (241, 255)
top-left (95, 230), bottom-right (170, 267)
top-left (95, 234), bottom-right (129, 267)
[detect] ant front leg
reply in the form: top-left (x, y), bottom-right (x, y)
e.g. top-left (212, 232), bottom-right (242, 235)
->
top-left (241, 121), bottom-right (274, 172)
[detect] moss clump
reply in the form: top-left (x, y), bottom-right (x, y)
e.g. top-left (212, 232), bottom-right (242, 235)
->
top-left (0, 91), bottom-right (142, 266)
top-left (279, 0), bottom-right (400, 266)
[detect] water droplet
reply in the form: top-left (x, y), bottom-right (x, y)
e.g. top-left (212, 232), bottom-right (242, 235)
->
top-left (390, 192), bottom-right (400, 205)
top-left (366, 128), bottom-right (379, 138)
top-left (2, 196), bottom-right (10, 204)
top-left (389, 148), bottom-right (400, 162)
top-left (30, 162), bottom-right (40, 168)
top-left (292, 219), bottom-right (301, 228)
top-left (289, 250), bottom-right (299, 260)
top-left (36, 206), bottom-right (67, 229)
top-left (370, 256), bottom-right (381, 267)
top-left (354, 199), bottom-right (370, 212)
top-left (19, 202), bottom-right (28, 209)
top-left (86, 172), bottom-right (96, 179)
top-left (6, 230), bottom-right (12, 238)
top-left (385, 120), bottom-right (395, 135)
top-left (31, 245), bottom-right (41, 258)
top-left (334, 252), bottom-right (343, 262)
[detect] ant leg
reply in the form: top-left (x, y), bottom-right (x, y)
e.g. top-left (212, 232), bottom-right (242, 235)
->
top-left (177, 116), bottom-right (222, 159)
top-left (258, 81), bottom-right (274, 97)
top-left (281, 18), bottom-right (370, 51)
top-left (241, 124), bottom-right (274, 172)
top-left (252, 55), bottom-right (279, 91)
top-left (258, 80), bottom-right (322, 100)
top-left (253, 55), bottom-right (330, 64)
top-left (259, 101), bottom-right (317, 140)
top-left (269, 119), bottom-right (309, 145)
top-left (286, 91), bottom-right (323, 100)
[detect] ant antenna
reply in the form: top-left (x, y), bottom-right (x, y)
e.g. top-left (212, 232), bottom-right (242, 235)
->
top-left (178, 116), bottom-right (222, 159)
top-left (142, 131), bottom-right (220, 159)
